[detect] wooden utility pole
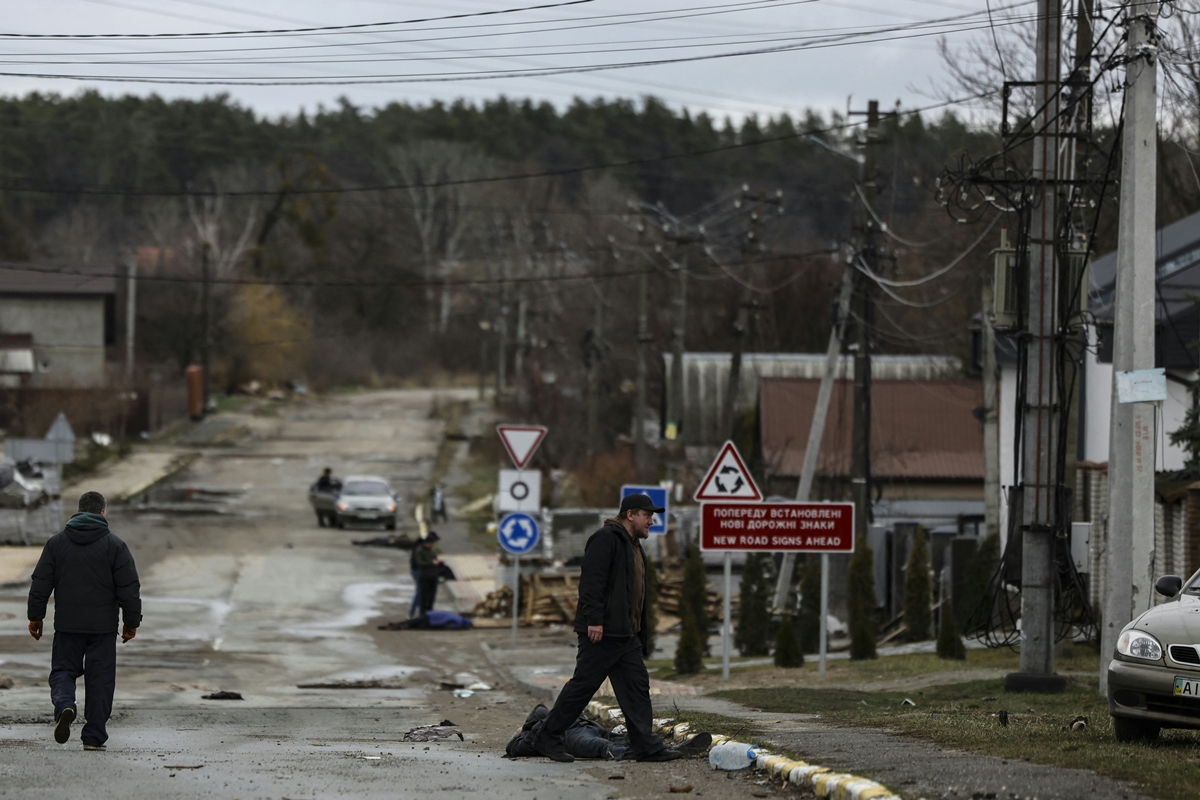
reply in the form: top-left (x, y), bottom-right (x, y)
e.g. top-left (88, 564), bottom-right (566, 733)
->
top-left (851, 101), bottom-right (881, 565)
top-left (1008, 0), bottom-right (1064, 693)
top-left (1101, 0), bottom-right (1159, 694)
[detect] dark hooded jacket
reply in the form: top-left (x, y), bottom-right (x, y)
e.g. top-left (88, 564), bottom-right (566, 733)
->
top-left (27, 512), bottom-right (142, 634)
top-left (573, 519), bottom-right (650, 655)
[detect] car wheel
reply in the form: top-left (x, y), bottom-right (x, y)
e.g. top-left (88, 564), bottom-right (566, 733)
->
top-left (1113, 716), bottom-right (1161, 742)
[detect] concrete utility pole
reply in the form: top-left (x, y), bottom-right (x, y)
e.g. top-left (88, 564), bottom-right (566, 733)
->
top-left (586, 279), bottom-right (604, 458)
top-left (851, 100), bottom-right (881, 572)
top-left (1101, 0), bottom-right (1159, 694)
top-left (982, 281), bottom-right (1001, 542)
top-left (200, 242), bottom-right (211, 411)
top-left (125, 250), bottom-right (137, 381)
top-left (514, 293), bottom-right (528, 404)
top-left (1008, 0), bottom-right (1064, 693)
top-left (634, 220), bottom-right (650, 479)
top-left (668, 248), bottom-right (688, 442)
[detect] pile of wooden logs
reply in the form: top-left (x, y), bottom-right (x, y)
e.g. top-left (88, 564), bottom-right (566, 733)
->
top-left (472, 585), bottom-right (513, 618)
top-left (656, 572), bottom-right (725, 622)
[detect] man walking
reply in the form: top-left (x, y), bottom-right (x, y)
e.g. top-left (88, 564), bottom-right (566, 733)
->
top-left (532, 493), bottom-right (683, 762)
top-left (27, 491), bottom-right (141, 751)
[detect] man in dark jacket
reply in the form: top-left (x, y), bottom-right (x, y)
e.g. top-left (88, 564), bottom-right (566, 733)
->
top-left (413, 531), bottom-right (442, 615)
top-left (531, 493), bottom-right (681, 763)
top-left (27, 491), bottom-right (141, 751)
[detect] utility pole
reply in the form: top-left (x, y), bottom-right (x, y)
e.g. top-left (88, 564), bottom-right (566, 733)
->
top-left (634, 219), bottom-right (650, 479)
top-left (125, 249), bottom-right (137, 381)
top-left (478, 318), bottom-right (490, 401)
top-left (1008, 0), bottom-right (1065, 693)
top-left (851, 100), bottom-right (881, 575)
top-left (667, 248), bottom-right (688, 442)
top-left (200, 242), bottom-right (211, 412)
top-left (1101, 0), bottom-right (1159, 694)
top-left (982, 280), bottom-right (1001, 541)
top-left (514, 292), bottom-right (528, 405)
top-left (585, 287), bottom-right (603, 457)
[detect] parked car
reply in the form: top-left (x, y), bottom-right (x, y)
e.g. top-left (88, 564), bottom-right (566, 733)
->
top-left (329, 475), bottom-right (399, 530)
top-left (1107, 571), bottom-right (1200, 740)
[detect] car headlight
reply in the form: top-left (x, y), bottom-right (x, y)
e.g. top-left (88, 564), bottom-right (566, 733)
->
top-left (337, 501), bottom-right (349, 511)
top-left (387, 503), bottom-right (397, 513)
top-left (1117, 630), bottom-right (1163, 661)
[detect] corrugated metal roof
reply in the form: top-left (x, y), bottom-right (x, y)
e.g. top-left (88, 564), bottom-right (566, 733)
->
top-left (760, 377), bottom-right (984, 480)
top-left (0, 266), bottom-right (116, 296)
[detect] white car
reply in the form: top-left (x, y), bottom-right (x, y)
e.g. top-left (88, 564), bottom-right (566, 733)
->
top-left (333, 475), bottom-right (399, 530)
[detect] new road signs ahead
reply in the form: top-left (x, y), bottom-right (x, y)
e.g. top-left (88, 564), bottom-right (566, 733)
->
top-left (620, 484), bottom-right (669, 534)
top-left (693, 440), bottom-right (762, 502)
top-left (498, 469), bottom-right (541, 513)
top-left (700, 502), bottom-right (854, 553)
top-left (496, 425), bottom-right (547, 469)
top-left (498, 512), bottom-right (540, 555)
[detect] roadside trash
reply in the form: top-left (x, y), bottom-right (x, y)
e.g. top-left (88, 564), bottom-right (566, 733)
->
top-left (0, 673), bottom-right (13, 690)
top-left (360, 755), bottom-right (381, 760)
top-left (403, 723), bottom-right (463, 742)
top-left (467, 682), bottom-right (491, 691)
top-left (669, 785), bottom-right (694, 793)
top-left (998, 710), bottom-right (1009, 727)
top-left (1069, 716), bottom-right (1088, 731)
top-left (709, 742), bottom-right (760, 770)
top-left (902, 698), bottom-right (916, 707)
top-left (91, 432), bottom-right (112, 448)
top-left (162, 765), bottom-right (203, 770)
top-left (452, 689), bottom-right (475, 698)
top-left (201, 691), bottom-right (243, 700)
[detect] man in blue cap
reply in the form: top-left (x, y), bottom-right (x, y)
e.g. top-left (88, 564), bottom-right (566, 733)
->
top-left (531, 493), bottom-right (684, 762)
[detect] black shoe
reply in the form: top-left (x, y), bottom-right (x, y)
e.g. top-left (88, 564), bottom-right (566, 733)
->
top-left (533, 742), bottom-right (574, 763)
top-left (637, 747), bottom-right (683, 762)
top-left (676, 732), bottom-right (713, 756)
top-left (54, 708), bottom-right (74, 744)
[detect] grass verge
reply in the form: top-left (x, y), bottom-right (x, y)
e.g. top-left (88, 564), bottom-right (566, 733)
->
top-left (714, 675), bottom-right (1200, 800)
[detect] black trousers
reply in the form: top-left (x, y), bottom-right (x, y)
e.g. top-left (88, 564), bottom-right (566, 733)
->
top-left (534, 634), bottom-right (665, 758)
top-left (49, 631), bottom-right (116, 747)
top-left (418, 577), bottom-right (439, 613)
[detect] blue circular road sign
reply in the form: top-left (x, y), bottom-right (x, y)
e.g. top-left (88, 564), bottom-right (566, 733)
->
top-left (498, 512), bottom-right (540, 555)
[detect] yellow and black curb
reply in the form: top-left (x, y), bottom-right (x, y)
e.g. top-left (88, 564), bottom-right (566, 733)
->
top-left (584, 700), bottom-right (901, 800)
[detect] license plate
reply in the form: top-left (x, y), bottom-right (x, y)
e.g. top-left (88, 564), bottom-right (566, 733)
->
top-left (1173, 676), bottom-right (1200, 697)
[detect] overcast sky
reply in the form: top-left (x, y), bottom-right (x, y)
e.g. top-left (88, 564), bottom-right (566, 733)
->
top-left (0, 0), bottom-right (1023, 122)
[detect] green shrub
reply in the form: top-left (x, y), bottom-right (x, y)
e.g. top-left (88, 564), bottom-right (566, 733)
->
top-left (681, 543), bottom-right (710, 656)
top-left (904, 527), bottom-right (932, 642)
top-left (774, 614), bottom-right (803, 668)
top-left (674, 606), bottom-right (705, 675)
top-left (797, 556), bottom-right (822, 653)
top-left (735, 554), bottom-right (771, 656)
top-left (847, 545), bottom-right (877, 660)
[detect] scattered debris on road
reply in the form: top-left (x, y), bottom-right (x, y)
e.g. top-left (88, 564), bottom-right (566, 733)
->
top-left (403, 722), bottom-right (464, 742)
top-left (162, 765), bottom-right (203, 770)
top-left (201, 691), bottom-right (243, 700)
top-left (296, 678), bottom-right (406, 689)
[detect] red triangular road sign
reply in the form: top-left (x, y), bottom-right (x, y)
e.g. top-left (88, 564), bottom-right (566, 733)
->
top-left (496, 425), bottom-right (548, 469)
top-left (693, 440), bottom-right (762, 502)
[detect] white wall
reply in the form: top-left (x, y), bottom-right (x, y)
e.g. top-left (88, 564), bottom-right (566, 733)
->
top-left (0, 296), bottom-right (107, 387)
top-left (998, 363), bottom-right (1017, 549)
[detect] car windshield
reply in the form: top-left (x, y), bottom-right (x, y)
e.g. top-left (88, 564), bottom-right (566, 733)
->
top-left (342, 480), bottom-right (389, 496)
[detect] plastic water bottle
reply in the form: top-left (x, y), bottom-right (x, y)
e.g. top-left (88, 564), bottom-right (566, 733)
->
top-left (708, 741), bottom-right (760, 770)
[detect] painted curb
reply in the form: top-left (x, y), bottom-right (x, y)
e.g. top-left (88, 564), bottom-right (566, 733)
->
top-left (584, 699), bottom-right (901, 800)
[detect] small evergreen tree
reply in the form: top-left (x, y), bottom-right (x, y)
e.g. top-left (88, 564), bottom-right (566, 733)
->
top-left (674, 606), bottom-right (705, 675)
top-left (904, 527), bottom-right (932, 642)
top-left (847, 544), bottom-right (877, 660)
top-left (645, 553), bottom-right (659, 657)
top-left (797, 555), bottom-right (822, 653)
top-left (1170, 404), bottom-right (1200, 479)
top-left (937, 595), bottom-right (966, 660)
top-left (962, 531), bottom-right (1000, 635)
top-left (774, 614), bottom-right (803, 667)
top-left (735, 553), bottom-right (771, 656)
top-left (680, 543), bottom-right (711, 656)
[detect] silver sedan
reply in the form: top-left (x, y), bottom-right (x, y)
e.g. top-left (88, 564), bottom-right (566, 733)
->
top-left (332, 475), bottom-right (399, 530)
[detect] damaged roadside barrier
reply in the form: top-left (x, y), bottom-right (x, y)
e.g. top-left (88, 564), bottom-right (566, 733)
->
top-left (709, 741), bottom-right (760, 770)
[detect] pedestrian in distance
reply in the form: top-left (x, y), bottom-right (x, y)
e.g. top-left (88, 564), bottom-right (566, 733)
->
top-left (27, 491), bottom-right (141, 751)
top-left (414, 531), bottom-right (443, 615)
top-left (531, 493), bottom-right (686, 763)
top-left (429, 484), bottom-right (448, 524)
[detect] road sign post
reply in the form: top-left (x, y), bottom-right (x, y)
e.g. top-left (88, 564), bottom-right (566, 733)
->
top-left (498, 512), bottom-right (540, 646)
top-left (701, 500), bottom-right (854, 678)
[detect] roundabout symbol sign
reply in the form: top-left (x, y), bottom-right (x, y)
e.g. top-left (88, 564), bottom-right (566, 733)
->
top-left (498, 512), bottom-right (540, 555)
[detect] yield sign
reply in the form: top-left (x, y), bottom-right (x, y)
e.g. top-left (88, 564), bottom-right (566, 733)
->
top-left (496, 424), bottom-right (548, 469)
top-left (693, 440), bottom-right (762, 502)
